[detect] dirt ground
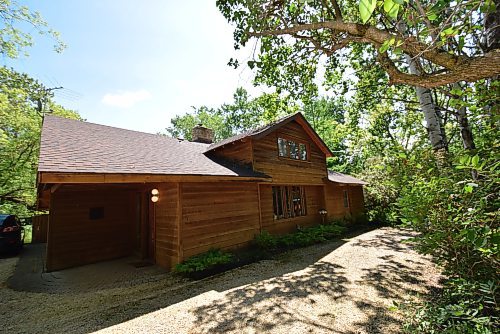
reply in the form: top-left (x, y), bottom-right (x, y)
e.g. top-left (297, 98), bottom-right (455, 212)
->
top-left (0, 227), bottom-right (442, 334)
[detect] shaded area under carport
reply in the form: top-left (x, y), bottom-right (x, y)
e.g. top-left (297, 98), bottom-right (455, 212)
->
top-left (8, 243), bottom-right (169, 294)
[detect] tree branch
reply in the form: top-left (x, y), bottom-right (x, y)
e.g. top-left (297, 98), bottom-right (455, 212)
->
top-left (377, 48), bottom-right (500, 88)
top-left (329, 0), bottom-right (343, 20)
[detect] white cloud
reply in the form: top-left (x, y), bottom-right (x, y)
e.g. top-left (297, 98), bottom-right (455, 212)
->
top-left (101, 89), bottom-right (152, 108)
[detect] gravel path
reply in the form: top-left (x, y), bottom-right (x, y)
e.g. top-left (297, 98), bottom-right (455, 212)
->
top-left (0, 227), bottom-right (442, 334)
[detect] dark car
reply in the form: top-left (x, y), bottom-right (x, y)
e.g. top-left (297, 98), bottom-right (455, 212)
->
top-left (0, 214), bottom-right (24, 253)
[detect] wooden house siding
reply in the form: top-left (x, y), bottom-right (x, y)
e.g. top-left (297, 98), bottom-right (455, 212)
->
top-left (180, 182), bottom-right (260, 258)
top-left (210, 140), bottom-right (253, 166)
top-left (252, 121), bottom-right (327, 184)
top-left (46, 186), bottom-right (135, 271)
top-left (259, 184), bottom-right (324, 235)
top-left (154, 183), bottom-right (180, 269)
top-left (32, 214), bottom-right (49, 243)
top-left (324, 183), bottom-right (365, 222)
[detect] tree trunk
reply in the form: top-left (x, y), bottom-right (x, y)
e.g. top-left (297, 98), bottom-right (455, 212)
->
top-left (484, 0), bottom-right (500, 53)
top-left (405, 54), bottom-right (448, 154)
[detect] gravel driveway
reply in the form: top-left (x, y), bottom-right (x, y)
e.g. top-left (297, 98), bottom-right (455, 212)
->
top-left (0, 227), bottom-right (441, 334)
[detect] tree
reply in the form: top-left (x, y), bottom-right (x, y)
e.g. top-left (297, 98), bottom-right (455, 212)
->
top-left (0, 0), bottom-right (65, 58)
top-left (0, 67), bottom-right (80, 215)
top-left (218, 0), bottom-right (499, 89)
top-left (165, 88), bottom-right (297, 141)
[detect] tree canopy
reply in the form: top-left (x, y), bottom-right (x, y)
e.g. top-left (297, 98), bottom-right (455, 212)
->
top-left (217, 0), bottom-right (500, 93)
top-left (0, 0), bottom-right (65, 58)
top-left (0, 67), bottom-right (80, 215)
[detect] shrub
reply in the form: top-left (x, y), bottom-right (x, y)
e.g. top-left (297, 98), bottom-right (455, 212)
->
top-left (255, 223), bottom-right (346, 251)
top-left (175, 249), bottom-right (234, 274)
top-left (254, 230), bottom-right (278, 249)
top-left (396, 152), bottom-right (500, 332)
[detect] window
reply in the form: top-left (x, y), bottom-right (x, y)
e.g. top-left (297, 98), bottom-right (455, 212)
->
top-left (272, 185), bottom-right (307, 220)
top-left (278, 137), bottom-right (288, 157)
top-left (89, 207), bottom-right (104, 220)
top-left (343, 190), bottom-right (349, 208)
top-left (277, 136), bottom-right (308, 161)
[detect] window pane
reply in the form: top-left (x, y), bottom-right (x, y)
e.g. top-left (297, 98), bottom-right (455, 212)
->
top-left (284, 187), bottom-right (291, 218)
top-left (292, 186), bottom-right (302, 216)
top-left (343, 190), bottom-right (349, 208)
top-left (299, 143), bottom-right (307, 160)
top-left (289, 140), bottom-right (299, 159)
top-left (278, 138), bottom-right (288, 157)
top-left (272, 186), bottom-right (284, 219)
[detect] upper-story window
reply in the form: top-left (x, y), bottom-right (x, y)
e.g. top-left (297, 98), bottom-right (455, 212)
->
top-left (277, 136), bottom-right (308, 161)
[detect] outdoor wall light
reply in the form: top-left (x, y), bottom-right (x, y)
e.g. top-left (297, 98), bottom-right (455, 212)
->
top-left (319, 209), bottom-right (328, 224)
top-left (151, 188), bottom-right (159, 203)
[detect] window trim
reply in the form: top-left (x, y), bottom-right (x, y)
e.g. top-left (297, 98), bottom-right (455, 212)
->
top-left (272, 185), bottom-right (307, 220)
top-left (276, 134), bottom-right (310, 162)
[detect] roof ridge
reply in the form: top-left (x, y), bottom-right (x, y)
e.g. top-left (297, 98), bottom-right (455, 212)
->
top-left (44, 114), bottom-right (195, 144)
top-left (206, 112), bottom-right (302, 152)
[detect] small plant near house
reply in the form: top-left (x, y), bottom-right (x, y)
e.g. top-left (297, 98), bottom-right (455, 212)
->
top-left (177, 223), bottom-right (348, 280)
top-left (175, 249), bottom-right (234, 274)
top-left (254, 230), bottom-right (278, 249)
top-left (255, 223), bottom-right (347, 251)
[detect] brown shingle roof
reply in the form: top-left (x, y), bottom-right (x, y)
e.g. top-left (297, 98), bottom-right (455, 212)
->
top-left (38, 115), bottom-right (268, 178)
top-left (206, 112), bottom-right (333, 157)
top-left (327, 170), bottom-right (368, 185)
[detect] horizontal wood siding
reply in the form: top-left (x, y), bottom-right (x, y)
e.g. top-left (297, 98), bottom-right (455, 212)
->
top-left (46, 186), bottom-right (134, 271)
top-left (252, 121), bottom-right (327, 184)
top-left (181, 182), bottom-right (260, 258)
top-left (32, 214), bottom-right (49, 243)
top-left (325, 183), bottom-right (365, 222)
top-left (154, 183), bottom-right (179, 269)
top-left (210, 140), bottom-right (253, 166)
top-left (259, 184), bottom-right (324, 235)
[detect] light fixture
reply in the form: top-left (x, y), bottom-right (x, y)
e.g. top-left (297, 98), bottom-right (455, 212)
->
top-left (151, 188), bottom-right (159, 203)
top-left (318, 209), bottom-right (328, 224)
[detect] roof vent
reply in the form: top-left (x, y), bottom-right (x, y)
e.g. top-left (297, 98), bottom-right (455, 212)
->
top-left (192, 124), bottom-right (214, 144)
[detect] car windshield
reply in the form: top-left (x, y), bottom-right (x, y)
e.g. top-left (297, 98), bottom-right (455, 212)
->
top-left (0, 214), bottom-right (12, 227)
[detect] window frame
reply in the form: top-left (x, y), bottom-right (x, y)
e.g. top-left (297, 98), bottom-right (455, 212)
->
top-left (343, 190), bottom-right (349, 208)
top-left (276, 134), bottom-right (310, 162)
top-left (272, 185), bottom-right (307, 220)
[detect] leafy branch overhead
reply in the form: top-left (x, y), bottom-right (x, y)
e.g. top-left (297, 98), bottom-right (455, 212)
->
top-left (0, 0), bottom-right (66, 58)
top-left (217, 0), bottom-right (500, 91)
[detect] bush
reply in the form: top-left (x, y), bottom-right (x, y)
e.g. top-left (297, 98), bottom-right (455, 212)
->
top-left (255, 223), bottom-right (346, 251)
top-left (403, 278), bottom-right (498, 334)
top-left (395, 152), bottom-right (500, 332)
top-left (175, 249), bottom-right (234, 274)
top-left (254, 230), bottom-right (278, 249)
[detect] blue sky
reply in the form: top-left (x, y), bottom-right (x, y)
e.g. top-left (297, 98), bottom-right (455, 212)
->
top-left (2, 1), bottom-right (261, 133)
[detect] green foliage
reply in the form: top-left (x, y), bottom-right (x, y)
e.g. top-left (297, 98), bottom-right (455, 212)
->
top-left (255, 223), bottom-right (347, 251)
top-left (174, 249), bottom-right (234, 274)
top-left (0, 0), bottom-right (66, 58)
top-left (0, 67), bottom-right (81, 216)
top-left (254, 230), bottom-right (278, 250)
top-left (217, 0), bottom-right (497, 99)
top-left (359, 0), bottom-right (377, 23)
top-left (403, 279), bottom-right (498, 333)
top-left (165, 87), bottom-right (296, 141)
